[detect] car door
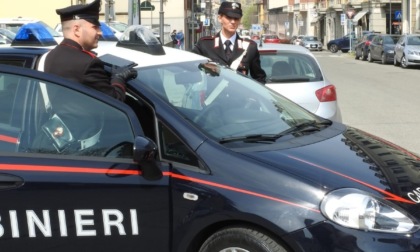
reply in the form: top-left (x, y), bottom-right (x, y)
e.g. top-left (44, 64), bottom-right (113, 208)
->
top-left (370, 36), bottom-right (380, 60)
top-left (0, 65), bottom-right (171, 251)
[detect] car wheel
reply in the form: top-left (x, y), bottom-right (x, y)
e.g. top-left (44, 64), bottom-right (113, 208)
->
top-left (393, 55), bottom-right (399, 66)
top-left (361, 50), bottom-right (367, 61)
top-left (381, 53), bottom-right (387, 64)
top-left (401, 55), bottom-right (409, 68)
top-left (329, 44), bottom-right (338, 53)
top-left (367, 51), bottom-right (373, 62)
top-left (199, 227), bottom-right (288, 252)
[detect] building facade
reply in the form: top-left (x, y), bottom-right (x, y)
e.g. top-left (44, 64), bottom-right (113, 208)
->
top-left (261, 0), bottom-right (419, 46)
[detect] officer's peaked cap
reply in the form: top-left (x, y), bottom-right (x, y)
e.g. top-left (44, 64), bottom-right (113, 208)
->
top-left (56, 0), bottom-right (101, 26)
top-left (218, 1), bottom-right (242, 19)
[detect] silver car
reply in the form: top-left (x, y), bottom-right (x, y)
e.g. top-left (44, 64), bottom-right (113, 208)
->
top-left (299, 36), bottom-right (323, 51)
top-left (258, 43), bottom-right (341, 121)
top-left (394, 34), bottom-right (420, 68)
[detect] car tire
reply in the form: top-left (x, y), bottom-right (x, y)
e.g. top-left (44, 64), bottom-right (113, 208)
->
top-left (361, 50), bottom-right (367, 61)
top-left (401, 55), bottom-right (409, 68)
top-left (381, 53), bottom-right (387, 64)
top-left (329, 44), bottom-right (338, 53)
top-left (367, 51), bottom-right (373, 62)
top-left (341, 49), bottom-right (349, 53)
top-left (393, 55), bottom-right (400, 66)
top-left (355, 50), bottom-right (359, 60)
top-left (199, 227), bottom-right (287, 252)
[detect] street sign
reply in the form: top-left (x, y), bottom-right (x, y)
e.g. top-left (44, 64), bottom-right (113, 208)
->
top-left (203, 19), bottom-right (210, 27)
top-left (341, 13), bottom-right (346, 25)
top-left (284, 21), bottom-right (289, 29)
top-left (395, 10), bottom-right (402, 20)
top-left (346, 8), bottom-right (356, 19)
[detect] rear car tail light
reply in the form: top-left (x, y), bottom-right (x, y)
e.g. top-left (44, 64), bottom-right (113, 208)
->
top-left (365, 41), bottom-right (371, 46)
top-left (315, 85), bottom-right (337, 102)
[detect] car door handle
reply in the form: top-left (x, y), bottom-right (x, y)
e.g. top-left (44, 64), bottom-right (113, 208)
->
top-left (0, 173), bottom-right (24, 190)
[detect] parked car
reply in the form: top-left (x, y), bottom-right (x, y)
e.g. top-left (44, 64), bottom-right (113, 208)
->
top-left (262, 34), bottom-right (281, 43)
top-left (367, 34), bottom-right (400, 64)
top-left (327, 31), bottom-right (375, 53)
top-left (2, 23), bottom-right (420, 252)
top-left (299, 36), bottom-right (323, 51)
top-left (354, 33), bottom-right (378, 60)
top-left (258, 43), bottom-right (341, 121)
top-left (394, 34), bottom-right (420, 68)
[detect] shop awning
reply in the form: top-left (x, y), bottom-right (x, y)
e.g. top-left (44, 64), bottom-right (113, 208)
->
top-left (352, 10), bottom-right (368, 22)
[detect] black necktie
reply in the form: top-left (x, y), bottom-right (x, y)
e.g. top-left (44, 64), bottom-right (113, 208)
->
top-left (224, 40), bottom-right (232, 61)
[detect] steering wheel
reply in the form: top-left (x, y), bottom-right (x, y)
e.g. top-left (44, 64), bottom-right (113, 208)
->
top-left (193, 103), bottom-right (224, 130)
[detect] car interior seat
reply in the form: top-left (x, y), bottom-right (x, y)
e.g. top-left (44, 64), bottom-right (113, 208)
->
top-left (272, 61), bottom-right (292, 76)
top-left (261, 57), bottom-right (273, 76)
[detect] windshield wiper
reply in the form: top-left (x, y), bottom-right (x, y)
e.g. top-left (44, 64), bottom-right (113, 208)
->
top-left (219, 120), bottom-right (332, 144)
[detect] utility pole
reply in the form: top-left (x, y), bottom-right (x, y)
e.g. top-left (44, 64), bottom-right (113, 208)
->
top-left (104, 0), bottom-right (115, 23)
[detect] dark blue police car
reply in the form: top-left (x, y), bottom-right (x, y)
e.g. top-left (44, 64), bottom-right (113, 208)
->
top-left (0, 24), bottom-right (419, 251)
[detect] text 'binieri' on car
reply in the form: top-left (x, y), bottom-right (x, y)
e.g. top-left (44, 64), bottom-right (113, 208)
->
top-left (258, 43), bottom-right (341, 122)
top-left (1, 23), bottom-right (420, 252)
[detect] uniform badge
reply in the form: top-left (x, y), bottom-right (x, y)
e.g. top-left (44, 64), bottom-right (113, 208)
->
top-left (214, 37), bottom-right (220, 48)
top-left (232, 3), bottom-right (239, 9)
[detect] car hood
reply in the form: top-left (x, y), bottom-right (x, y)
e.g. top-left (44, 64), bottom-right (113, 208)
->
top-left (406, 45), bottom-right (420, 51)
top-left (242, 125), bottom-right (420, 214)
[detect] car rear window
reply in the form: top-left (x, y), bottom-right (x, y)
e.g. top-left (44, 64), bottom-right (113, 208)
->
top-left (259, 52), bottom-right (323, 83)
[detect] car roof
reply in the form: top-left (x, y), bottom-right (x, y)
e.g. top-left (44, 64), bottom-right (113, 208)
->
top-left (7, 23), bottom-right (208, 68)
top-left (94, 42), bottom-right (208, 68)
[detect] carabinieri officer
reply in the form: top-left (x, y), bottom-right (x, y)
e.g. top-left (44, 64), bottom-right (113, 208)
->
top-left (192, 1), bottom-right (266, 84)
top-left (44, 0), bottom-right (137, 101)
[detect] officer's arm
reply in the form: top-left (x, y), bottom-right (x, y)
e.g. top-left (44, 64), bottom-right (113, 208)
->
top-left (249, 46), bottom-right (267, 84)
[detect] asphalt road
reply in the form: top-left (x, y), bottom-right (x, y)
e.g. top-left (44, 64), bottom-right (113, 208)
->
top-left (313, 50), bottom-right (420, 155)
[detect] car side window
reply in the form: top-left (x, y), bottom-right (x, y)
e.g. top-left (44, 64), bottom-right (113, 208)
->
top-left (0, 72), bottom-right (135, 158)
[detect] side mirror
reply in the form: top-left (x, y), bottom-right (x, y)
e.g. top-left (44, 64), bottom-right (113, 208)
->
top-left (133, 136), bottom-right (162, 180)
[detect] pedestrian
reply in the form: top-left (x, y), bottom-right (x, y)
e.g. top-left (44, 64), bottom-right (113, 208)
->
top-left (44, 0), bottom-right (137, 102)
top-left (170, 29), bottom-right (177, 48)
top-left (191, 1), bottom-right (266, 84)
top-left (175, 30), bottom-right (184, 50)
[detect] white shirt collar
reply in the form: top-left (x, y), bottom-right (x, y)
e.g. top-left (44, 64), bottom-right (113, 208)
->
top-left (220, 33), bottom-right (236, 48)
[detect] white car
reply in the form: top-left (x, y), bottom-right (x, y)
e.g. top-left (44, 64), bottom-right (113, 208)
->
top-left (258, 43), bottom-right (341, 121)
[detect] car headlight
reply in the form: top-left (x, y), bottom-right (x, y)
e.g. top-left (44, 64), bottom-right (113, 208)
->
top-left (386, 50), bottom-right (394, 54)
top-left (320, 188), bottom-right (419, 233)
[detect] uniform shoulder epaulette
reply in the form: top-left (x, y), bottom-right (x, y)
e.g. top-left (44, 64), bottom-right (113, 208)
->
top-left (200, 36), bottom-right (216, 40)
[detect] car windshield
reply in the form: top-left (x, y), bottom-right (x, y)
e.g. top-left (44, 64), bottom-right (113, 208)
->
top-left (407, 36), bottom-right (420, 46)
top-left (135, 61), bottom-right (321, 141)
top-left (383, 36), bottom-right (399, 44)
top-left (259, 51), bottom-right (323, 83)
top-left (305, 37), bottom-right (318, 41)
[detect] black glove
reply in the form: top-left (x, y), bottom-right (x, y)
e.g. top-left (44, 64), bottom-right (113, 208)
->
top-left (111, 66), bottom-right (138, 83)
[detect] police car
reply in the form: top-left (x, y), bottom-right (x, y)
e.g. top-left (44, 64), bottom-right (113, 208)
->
top-left (0, 23), bottom-right (420, 251)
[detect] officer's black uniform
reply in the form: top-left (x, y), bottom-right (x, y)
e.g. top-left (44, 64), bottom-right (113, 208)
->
top-left (192, 33), bottom-right (266, 84)
top-left (44, 0), bottom-right (131, 101)
top-left (32, 0), bottom-right (135, 154)
top-left (192, 2), bottom-right (266, 84)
